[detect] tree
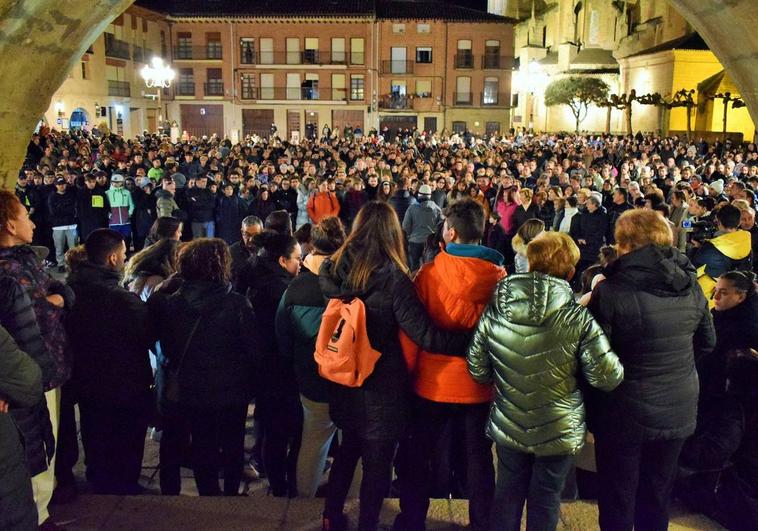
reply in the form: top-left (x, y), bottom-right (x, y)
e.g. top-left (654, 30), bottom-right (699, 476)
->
top-left (544, 77), bottom-right (610, 132)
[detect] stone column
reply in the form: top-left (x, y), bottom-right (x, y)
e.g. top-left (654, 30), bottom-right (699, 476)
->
top-left (0, 0), bottom-right (134, 189)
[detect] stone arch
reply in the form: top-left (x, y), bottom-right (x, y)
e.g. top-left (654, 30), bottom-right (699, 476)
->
top-left (0, 0), bottom-right (757, 188)
top-left (0, 0), bottom-right (134, 188)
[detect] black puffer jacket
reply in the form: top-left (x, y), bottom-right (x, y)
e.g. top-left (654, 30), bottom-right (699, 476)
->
top-left (47, 188), bottom-right (77, 227)
top-left (149, 280), bottom-right (260, 409)
top-left (588, 245), bottom-right (716, 440)
top-left (65, 262), bottom-right (155, 406)
top-left (319, 257), bottom-right (471, 441)
top-left (570, 207), bottom-right (609, 262)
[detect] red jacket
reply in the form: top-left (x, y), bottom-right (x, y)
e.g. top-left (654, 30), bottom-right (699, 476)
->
top-left (400, 247), bottom-right (506, 403)
top-left (307, 192), bottom-right (340, 223)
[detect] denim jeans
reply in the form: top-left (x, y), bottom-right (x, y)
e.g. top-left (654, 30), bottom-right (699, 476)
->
top-left (408, 242), bottom-right (426, 271)
top-left (492, 445), bottom-right (573, 531)
top-left (297, 395), bottom-right (338, 497)
top-left (52, 227), bottom-right (77, 265)
top-left (191, 221), bottom-right (215, 239)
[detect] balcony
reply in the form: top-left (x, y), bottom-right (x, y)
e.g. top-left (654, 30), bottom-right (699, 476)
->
top-left (481, 92), bottom-right (509, 106)
top-left (453, 92), bottom-right (473, 105)
top-left (238, 50), bottom-right (360, 66)
top-left (481, 55), bottom-right (512, 69)
top-left (204, 82), bottom-right (224, 97)
top-left (107, 80), bottom-right (131, 97)
top-left (380, 60), bottom-right (414, 74)
top-left (174, 45), bottom-right (223, 60)
top-left (176, 82), bottom-right (196, 96)
top-left (454, 52), bottom-right (475, 69)
top-left (239, 86), bottom-right (346, 101)
top-left (104, 33), bottom-right (130, 60)
top-left (379, 94), bottom-right (412, 110)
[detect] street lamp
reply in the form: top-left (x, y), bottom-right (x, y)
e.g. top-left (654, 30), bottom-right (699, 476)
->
top-left (140, 57), bottom-right (175, 88)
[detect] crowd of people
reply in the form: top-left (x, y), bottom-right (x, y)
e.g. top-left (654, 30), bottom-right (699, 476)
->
top-left (1, 125), bottom-right (757, 531)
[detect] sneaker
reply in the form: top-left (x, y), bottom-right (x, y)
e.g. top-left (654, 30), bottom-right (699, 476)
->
top-left (322, 513), bottom-right (348, 531)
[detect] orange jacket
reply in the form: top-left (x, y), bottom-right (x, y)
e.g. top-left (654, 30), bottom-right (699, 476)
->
top-left (307, 192), bottom-right (340, 223)
top-left (400, 247), bottom-right (506, 403)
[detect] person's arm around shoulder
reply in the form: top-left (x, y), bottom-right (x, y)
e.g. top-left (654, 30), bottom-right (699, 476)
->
top-left (466, 299), bottom-right (496, 384)
top-left (0, 324), bottom-right (42, 410)
top-left (392, 272), bottom-right (470, 356)
top-left (577, 306), bottom-right (624, 392)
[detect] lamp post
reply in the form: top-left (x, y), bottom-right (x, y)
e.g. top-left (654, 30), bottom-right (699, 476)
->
top-left (141, 57), bottom-right (175, 134)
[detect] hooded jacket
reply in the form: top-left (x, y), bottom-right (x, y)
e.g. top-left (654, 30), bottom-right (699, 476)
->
top-left (275, 254), bottom-right (332, 403)
top-left (0, 325), bottom-right (42, 531)
top-left (319, 257), bottom-right (471, 441)
top-left (693, 230), bottom-right (753, 307)
top-left (307, 191), bottom-right (340, 224)
top-left (401, 199), bottom-right (442, 244)
top-left (400, 244), bottom-right (506, 404)
top-left (65, 262), bottom-right (154, 406)
top-left (467, 272), bottom-right (623, 456)
top-left (154, 188), bottom-right (180, 219)
top-left (588, 245), bottom-right (716, 440)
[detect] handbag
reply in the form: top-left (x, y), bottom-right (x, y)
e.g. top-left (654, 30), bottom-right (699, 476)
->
top-left (157, 316), bottom-right (201, 416)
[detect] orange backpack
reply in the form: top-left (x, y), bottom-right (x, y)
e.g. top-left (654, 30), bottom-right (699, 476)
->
top-left (314, 297), bottom-right (381, 387)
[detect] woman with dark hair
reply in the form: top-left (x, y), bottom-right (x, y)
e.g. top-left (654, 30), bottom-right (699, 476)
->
top-left (587, 209), bottom-right (716, 531)
top-left (123, 238), bottom-right (179, 301)
top-left (319, 201), bottom-right (471, 531)
top-left (676, 271), bottom-right (758, 530)
top-left (250, 187), bottom-right (276, 221)
top-left (148, 239), bottom-right (260, 496)
top-left (246, 230), bottom-right (303, 497)
top-left (143, 216), bottom-right (182, 247)
top-left (276, 217), bottom-right (347, 497)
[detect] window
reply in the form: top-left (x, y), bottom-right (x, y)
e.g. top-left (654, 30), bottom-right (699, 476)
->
top-left (452, 121), bottom-right (467, 134)
top-left (240, 38), bottom-right (255, 64)
top-left (350, 38), bottom-right (364, 65)
top-left (456, 40), bottom-right (473, 69)
top-left (81, 61), bottom-right (88, 80)
top-left (486, 122), bottom-right (501, 136)
top-left (455, 76), bottom-right (471, 103)
top-left (177, 32), bottom-right (192, 59)
top-left (286, 38), bottom-right (300, 64)
top-left (512, 93), bottom-right (519, 107)
top-left (483, 77), bottom-right (499, 105)
top-left (331, 38), bottom-right (346, 64)
top-left (484, 40), bottom-right (501, 69)
top-left (206, 32), bottom-right (222, 60)
top-left (160, 31), bottom-right (167, 57)
top-left (142, 18), bottom-right (148, 33)
top-left (392, 23), bottom-right (406, 34)
top-left (205, 68), bottom-right (223, 96)
top-left (241, 73), bottom-right (256, 99)
top-left (332, 74), bottom-right (346, 100)
top-left (302, 73), bottom-right (319, 100)
top-left (417, 23), bottom-right (430, 34)
top-left (304, 38), bottom-right (319, 64)
top-left (178, 68), bottom-right (194, 96)
top-left (415, 47), bottom-right (432, 64)
top-left (287, 72), bottom-right (300, 99)
top-left (260, 73), bottom-right (274, 99)
top-left (390, 47), bottom-right (407, 73)
top-left (415, 80), bottom-right (431, 98)
top-left (260, 38), bottom-right (273, 65)
top-left (350, 75), bottom-right (364, 100)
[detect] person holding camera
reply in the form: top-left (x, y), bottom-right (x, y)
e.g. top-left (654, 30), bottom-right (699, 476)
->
top-left (693, 204), bottom-right (753, 307)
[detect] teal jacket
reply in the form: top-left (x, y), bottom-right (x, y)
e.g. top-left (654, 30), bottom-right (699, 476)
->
top-left (467, 272), bottom-right (624, 456)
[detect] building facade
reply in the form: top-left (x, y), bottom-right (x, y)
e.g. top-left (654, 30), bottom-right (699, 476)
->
top-left (490, 0), bottom-right (755, 140)
top-left (45, 1), bottom-right (515, 141)
top-left (43, 5), bottom-right (172, 139)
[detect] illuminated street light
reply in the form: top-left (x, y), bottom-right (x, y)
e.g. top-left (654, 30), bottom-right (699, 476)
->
top-left (140, 57), bottom-right (175, 88)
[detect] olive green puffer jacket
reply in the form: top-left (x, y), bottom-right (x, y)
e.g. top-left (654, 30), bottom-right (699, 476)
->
top-left (467, 272), bottom-right (624, 456)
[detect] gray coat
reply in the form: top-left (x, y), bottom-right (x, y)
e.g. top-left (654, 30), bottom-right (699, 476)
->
top-left (402, 199), bottom-right (442, 244)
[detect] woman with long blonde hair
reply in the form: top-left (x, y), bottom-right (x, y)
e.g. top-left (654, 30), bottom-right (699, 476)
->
top-left (320, 201), bottom-right (470, 531)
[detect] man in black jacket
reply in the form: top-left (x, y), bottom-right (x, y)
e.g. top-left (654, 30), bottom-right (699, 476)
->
top-left (570, 193), bottom-right (609, 286)
top-left (65, 229), bottom-right (154, 494)
top-left (186, 174), bottom-right (216, 238)
top-left (76, 174), bottom-right (110, 242)
top-left (48, 178), bottom-right (77, 271)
